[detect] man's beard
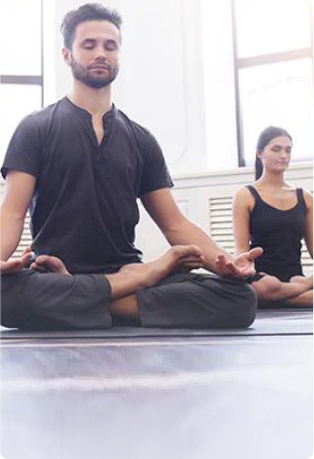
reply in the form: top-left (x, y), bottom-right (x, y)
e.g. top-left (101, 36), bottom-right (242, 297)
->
top-left (70, 57), bottom-right (119, 88)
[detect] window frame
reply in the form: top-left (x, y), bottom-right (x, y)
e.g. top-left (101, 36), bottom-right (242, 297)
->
top-left (231, 0), bottom-right (314, 166)
top-left (0, 0), bottom-right (44, 106)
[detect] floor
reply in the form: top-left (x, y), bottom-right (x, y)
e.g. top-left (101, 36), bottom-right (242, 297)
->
top-left (1, 310), bottom-right (313, 459)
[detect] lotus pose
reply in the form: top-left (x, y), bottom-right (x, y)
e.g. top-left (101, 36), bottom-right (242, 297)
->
top-left (1, 3), bottom-right (261, 331)
top-left (233, 126), bottom-right (313, 307)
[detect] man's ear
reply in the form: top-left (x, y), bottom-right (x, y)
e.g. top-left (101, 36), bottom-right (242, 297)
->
top-left (62, 47), bottom-right (71, 65)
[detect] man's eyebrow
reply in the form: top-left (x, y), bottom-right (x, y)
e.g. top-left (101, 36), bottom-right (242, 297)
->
top-left (106, 39), bottom-right (118, 45)
top-left (80, 38), bottom-right (119, 46)
top-left (80, 38), bottom-right (96, 45)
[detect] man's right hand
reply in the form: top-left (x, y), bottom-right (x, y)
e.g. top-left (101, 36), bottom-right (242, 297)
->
top-left (0, 248), bottom-right (33, 274)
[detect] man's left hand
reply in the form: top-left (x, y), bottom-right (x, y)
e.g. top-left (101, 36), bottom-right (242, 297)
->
top-left (215, 247), bottom-right (263, 279)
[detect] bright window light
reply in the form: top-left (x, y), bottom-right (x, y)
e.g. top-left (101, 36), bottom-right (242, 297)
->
top-left (0, 0), bottom-right (42, 75)
top-left (234, 0), bottom-right (311, 58)
top-left (239, 59), bottom-right (314, 165)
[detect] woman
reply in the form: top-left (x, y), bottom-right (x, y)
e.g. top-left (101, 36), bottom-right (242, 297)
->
top-left (233, 126), bottom-right (313, 307)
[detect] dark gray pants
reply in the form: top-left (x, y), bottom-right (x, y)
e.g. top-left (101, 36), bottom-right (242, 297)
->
top-left (1, 269), bottom-right (257, 330)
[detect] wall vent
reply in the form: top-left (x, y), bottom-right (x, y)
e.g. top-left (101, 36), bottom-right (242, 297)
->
top-left (209, 196), bottom-right (312, 275)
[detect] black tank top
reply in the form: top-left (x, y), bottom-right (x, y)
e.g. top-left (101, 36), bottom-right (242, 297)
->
top-left (246, 185), bottom-right (307, 282)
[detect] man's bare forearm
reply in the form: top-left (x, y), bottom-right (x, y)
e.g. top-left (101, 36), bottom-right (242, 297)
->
top-left (0, 207), bottom-right (25, 261)
top-left (162, 217), bottom-right (233, 273)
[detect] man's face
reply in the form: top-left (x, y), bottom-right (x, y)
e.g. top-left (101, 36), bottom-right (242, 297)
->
top-left (64, 20), bottom-right (121, 88)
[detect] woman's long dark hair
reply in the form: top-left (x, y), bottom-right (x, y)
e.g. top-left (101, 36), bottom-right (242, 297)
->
top-left (255, 126), bottom-right (292, 179)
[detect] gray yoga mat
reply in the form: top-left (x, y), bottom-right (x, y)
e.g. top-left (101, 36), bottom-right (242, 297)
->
top-left (1, 308), bottom-right (312, 340)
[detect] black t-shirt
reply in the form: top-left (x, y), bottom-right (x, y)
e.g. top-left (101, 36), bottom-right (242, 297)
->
top-left (2, 97), bottom-right (173, 273)
top-left (247, 185), bottom-right (307, 281)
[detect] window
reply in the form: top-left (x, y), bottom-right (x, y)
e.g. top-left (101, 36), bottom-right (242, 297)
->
top-left (232, 0), bottom-right (313, 166)
top-left (0, 0), bottom-right (43, 163)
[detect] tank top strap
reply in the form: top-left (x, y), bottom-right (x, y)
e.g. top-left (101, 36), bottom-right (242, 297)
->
top-left (245, 185), bottom-right (261, 202)
top-left (296, 187), bottom-right (307, 210)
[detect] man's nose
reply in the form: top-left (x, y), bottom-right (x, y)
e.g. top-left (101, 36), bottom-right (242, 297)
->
top-left (94, 46), bottom-right (107, 60)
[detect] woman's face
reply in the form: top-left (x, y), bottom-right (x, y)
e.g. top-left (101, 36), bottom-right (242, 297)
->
top-left (258, 135), bottom-right (292, 174)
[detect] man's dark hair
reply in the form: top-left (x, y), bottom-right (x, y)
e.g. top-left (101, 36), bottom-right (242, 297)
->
top-left (61, 3), bottom-right (123, 49)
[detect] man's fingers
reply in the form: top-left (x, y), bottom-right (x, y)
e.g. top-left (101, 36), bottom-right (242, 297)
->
top-left (1, 258), bottom-right (23, 274)
top-left (224, 261), bottom-right (239, 276)
top-left (30, 262), bottom-right (46, 272)
top-left (215, 255), bottom-right (236, 277)
top-left (182, 261), bottom-right (204, 268)
top-left (247, 247), bottom-right (263, 261)
top-left (216, 254), bottom-right (226, 269)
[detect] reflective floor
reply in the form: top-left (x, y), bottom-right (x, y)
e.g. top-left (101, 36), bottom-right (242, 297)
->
top-left (1, 310), bottom-right (313, 459)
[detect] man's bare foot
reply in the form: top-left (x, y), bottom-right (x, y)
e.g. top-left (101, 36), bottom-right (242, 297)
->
top-left (118, 245), bottom-right (204, 288)
top-left (290, 275), bottom-right (313, 290)
top-left (30, 255), bottom-right (71, 276)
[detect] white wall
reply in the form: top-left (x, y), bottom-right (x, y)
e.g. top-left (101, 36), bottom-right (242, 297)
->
top-left (200, 0), bottom-right (238, 171)
top-left (43, 0), bottom-right (238, 175)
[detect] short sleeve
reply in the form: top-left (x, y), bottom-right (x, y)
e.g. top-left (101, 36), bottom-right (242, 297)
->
top-left (139, 132), bottom-right (173, 196)
top-left (1, 114), bottom-right (43, 179)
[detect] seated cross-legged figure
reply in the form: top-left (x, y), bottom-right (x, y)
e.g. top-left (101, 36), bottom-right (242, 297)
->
top-left (0, 3), bottom-right (261, 331)
top-left (233, 126), bottom-right (313, 308)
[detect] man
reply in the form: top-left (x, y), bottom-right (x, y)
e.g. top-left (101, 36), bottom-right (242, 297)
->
top-left (0, 3), bottom-right (262, 331)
